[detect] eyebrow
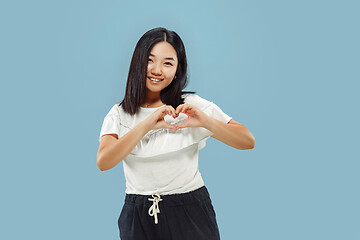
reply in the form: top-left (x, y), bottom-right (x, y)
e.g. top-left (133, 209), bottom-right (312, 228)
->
top-left (149, 53), bottom-right (176, 61)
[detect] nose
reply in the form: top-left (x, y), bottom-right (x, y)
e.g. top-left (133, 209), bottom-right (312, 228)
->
top-left (150, 63), bottom-right (162, 76)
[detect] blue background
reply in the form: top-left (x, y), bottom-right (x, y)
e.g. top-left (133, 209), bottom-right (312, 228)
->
top-left (1, 0), bottom-right (359, 239)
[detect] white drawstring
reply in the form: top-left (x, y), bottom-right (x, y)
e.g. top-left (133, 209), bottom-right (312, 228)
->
top-left (148, 193), bottom-right (163, 224)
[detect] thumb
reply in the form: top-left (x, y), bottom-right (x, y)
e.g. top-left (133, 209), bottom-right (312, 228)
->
top-left (163, 122), bottom-right (179, 130)
top-left (176, 122), bottom-right (190, 129)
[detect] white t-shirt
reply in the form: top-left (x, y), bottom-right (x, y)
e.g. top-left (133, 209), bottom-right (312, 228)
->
top-left (98, 93), bottom-right (232, 195)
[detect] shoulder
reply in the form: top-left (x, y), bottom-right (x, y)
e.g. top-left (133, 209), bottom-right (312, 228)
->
top-left (182, 93), bottom-right (213, 110)
top-left (105, 103), bottom-right (122, 117)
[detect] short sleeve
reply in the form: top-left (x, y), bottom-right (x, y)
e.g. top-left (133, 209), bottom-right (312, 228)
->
top-left (207, 101), bottom-right (232, 123)
top-left (184, 94), bottom-right (232, 123)
top-left (98, 104), bottom-right (121, 143)
top-left (183, 94), bottom-right (233, 150)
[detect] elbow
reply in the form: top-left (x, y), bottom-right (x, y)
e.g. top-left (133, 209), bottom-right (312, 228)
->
top-left (236, 143), bottom-right (254, 150)
top-left (97, 160), bottom-right (105, 171)
top-left (236, 130), bottom-right (255, 150)
top-left (96, 153), bottom-right (121, 171)
top-left (97, 164), bottom-right (107, 171)
top-left (96, 142), bottom-right (127, 171)
top-left (248, 137), bottom-right (255, 149)
top-left (97, 162), bottom-right (110, 171)
top-left (248, 136), bottom-right (255, 149)
top-left (96, 155), bottom-right (109, 171)
top-left (236, 136), bottom-right (255, 150)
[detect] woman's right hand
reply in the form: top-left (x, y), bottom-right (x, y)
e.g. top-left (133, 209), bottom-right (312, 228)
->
top-left (143, 105), bottom-right (179, 130)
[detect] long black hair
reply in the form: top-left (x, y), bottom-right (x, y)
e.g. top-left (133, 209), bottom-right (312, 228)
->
top-left (119, 27), bottom-right (195, 115)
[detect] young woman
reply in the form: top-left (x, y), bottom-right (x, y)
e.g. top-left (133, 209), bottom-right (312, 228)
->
top-left (97, 27), bottom-right (255, 240)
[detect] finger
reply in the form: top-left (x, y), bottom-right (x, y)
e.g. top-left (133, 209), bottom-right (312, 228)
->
top-left (163, 106), bottom-right (173, 117)
top-left (160, 110), bottom-right (170, 120)
top-left (164, 122), bottom-right (178, 130)
top-left (175, 104), bottom-right (185, 115)
top-left (181, 104), bottom-right (192, 114)
top-left (177, 104), bottom-right (190, 114)
top-left (168, 106), bottom-right (177, 118)
top-left (176, 122), bottom-right (189, 129)
top-left (160, 110), bottom-right (167, 118)
top-left (162, 107), bottom-right (172, 117)
top-left (168, 105), bottom-right (176, 112)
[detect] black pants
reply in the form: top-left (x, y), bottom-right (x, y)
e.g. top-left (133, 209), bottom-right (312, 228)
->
top-left (118, 186), bottom-right (221, 240)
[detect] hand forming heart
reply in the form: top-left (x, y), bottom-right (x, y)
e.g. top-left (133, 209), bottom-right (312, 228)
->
top-left (148, 104), bottom-right (211, 131)
top-left (172, 104), bottom-right (210, 129)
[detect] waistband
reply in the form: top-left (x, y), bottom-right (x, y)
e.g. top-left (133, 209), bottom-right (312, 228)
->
top-left (124, 185), bottom-right (211, 207)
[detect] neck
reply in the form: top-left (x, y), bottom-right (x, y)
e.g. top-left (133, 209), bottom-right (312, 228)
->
top-left (142, 91), bottom-right (163, 107)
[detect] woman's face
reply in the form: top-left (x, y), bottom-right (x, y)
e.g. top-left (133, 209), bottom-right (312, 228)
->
top-left (146, 41), bottom-right (178, 94)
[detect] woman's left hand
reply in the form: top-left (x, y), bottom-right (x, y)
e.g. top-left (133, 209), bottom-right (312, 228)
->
top-left (174, 104), bottom-right (210, 129)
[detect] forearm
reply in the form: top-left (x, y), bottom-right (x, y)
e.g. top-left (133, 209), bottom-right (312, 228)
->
top-left (97, 121), bottom-right (152, 171)
top-left (204, 117), bottom-right (255, 150)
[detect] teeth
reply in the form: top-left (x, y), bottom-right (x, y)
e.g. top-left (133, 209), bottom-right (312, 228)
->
top-left (150, 77), bottom-right (162, 82)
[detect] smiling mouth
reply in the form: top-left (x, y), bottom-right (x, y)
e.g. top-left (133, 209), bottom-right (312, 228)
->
top-left (148, 77), bottom-right (164, 82)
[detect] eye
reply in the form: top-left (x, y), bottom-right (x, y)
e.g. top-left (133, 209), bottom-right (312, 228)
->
top-left (165, 62), bottom-right (173, 66)
top-left (148, 58), bottom-right (153, 62)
